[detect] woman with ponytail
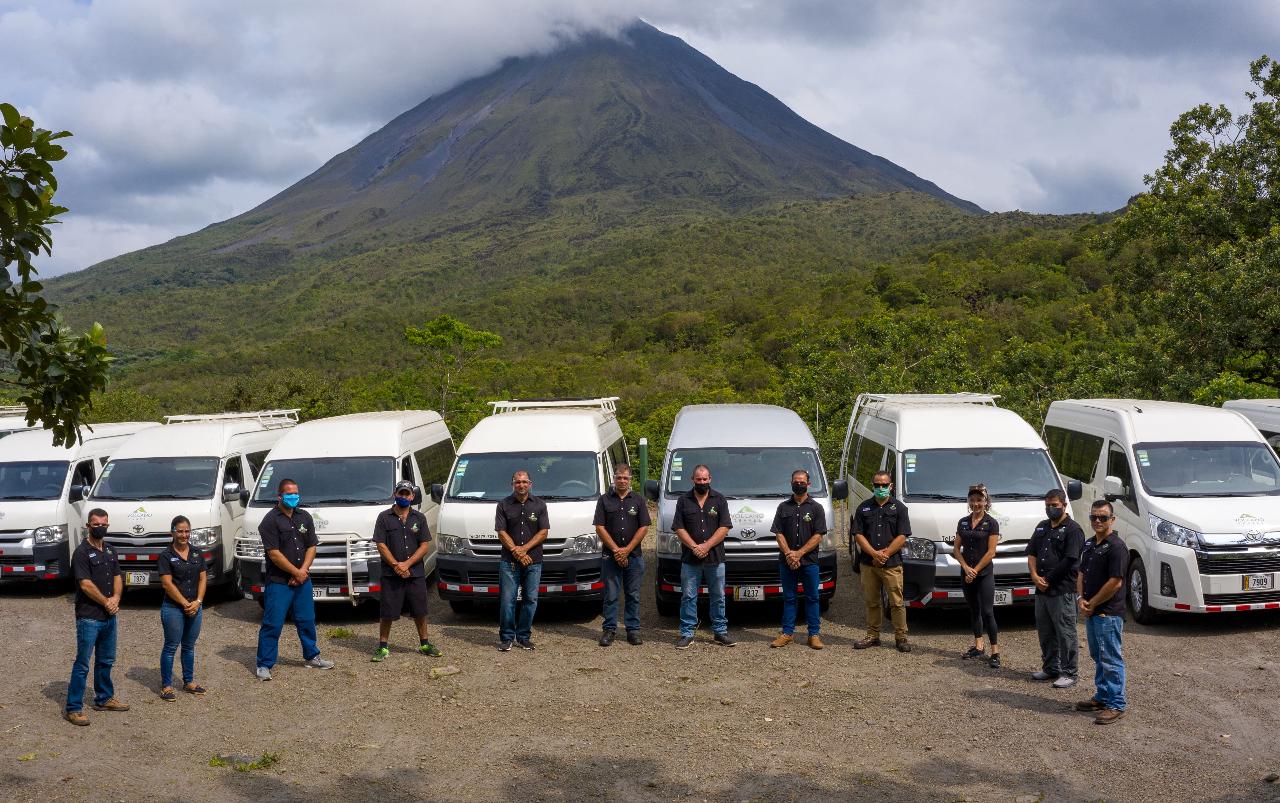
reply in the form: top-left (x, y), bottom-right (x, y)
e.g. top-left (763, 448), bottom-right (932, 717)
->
top-left (955, 484), bottom-right (1001, 668)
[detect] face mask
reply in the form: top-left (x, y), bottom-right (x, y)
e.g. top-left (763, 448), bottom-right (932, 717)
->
top-left (791, 482), bottom-right (807, 495)
top-left (281, 493), bottom-right (300, 509)
top-left (1046, 506), bottom-right (1064, 521)
top-left (88, 525), bottom-right (108, 540)
top-left (394, 496), bottom-right (412, 508)
top-left (873, 486), bottom-right (891, 501)
top-left (693, 482), bottom-right (710, 495)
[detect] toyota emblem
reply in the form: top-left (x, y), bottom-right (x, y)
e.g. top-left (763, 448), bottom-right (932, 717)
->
top-left (739, 528), bottom-right (756, 538)
top-left (131, 525), bottom-right (145, 535)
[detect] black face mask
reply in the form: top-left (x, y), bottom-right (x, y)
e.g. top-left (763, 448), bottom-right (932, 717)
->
top-left (89, 525), bottom-right (108, 540)
top-left (1046, 506), bottom-right (1064, 521)
top-left (693, 482), bottom-right (710, 495)
top-left (791, 482), bottom-right (807, 495)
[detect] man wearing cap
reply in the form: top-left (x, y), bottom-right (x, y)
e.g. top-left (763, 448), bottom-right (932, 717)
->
top-left (370, 481), bottom-right (442, 662)
top-left (594, 463), bottom-right (650, 646)
top-left (495, 470), bottom-right (549, 651)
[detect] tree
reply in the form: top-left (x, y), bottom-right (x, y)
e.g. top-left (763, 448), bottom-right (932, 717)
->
top-left (404, 314), bottom-right (502, 418)
top-left (1105, 56), bottom-right (1280, 393)
top-left (1, 102), bottom-right (112, 445)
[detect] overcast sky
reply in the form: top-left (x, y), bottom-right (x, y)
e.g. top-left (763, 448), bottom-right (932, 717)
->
top-left (2, 0), bottom-right (1276, 275)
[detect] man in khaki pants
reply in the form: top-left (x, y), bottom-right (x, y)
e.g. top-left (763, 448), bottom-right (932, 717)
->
top-left (852, 470), bottom-right (913, 653)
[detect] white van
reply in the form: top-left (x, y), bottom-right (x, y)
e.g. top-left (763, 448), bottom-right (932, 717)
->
top-left (0, 422), bottom-right (158, 581)
top-left (433, 398), bottom-right (626, 612)
top-left (0, 406), bottom-right (36, 440)
top-left (839, 393), bottom-right (1079, 608)
top-left (1044, 399), bottom-right (1280, 620)
top-left (1224, 399), bottom-right (1280, 451)
top-left (647, 404), bottom-right (846, 616)
top-left (238, 411), bottom-right (454, 606)
top-left (89, 410), bottom-right (298, 593)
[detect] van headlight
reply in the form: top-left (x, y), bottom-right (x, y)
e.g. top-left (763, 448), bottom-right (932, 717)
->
top-left (1149, 515), bottom-right (1201, 549)
top-left (563, 534), bottom-right (600, 555)
top-left (901, 537), bottom-right (936, 561)
top-left (190, 526), bottom-right (221, 548)
top-left (437, 534), bottom-right (467, 555)
top-left (657, 531), bottom-right (681, 555)
top-left (235, 536), bottom-right (264, 559)
top-left (34, 524), bottom-right (67, 544)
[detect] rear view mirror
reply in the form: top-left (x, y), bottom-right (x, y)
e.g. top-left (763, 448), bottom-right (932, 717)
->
top-left (644, 479), bottom-right (659, 502)
top-left (69, 484), bottom-right (88, 502)
top-left (1103, 475), bottom-right (1130, 502)
top-left (413, 486), bottom-right (423, 506)
top-left (239, 488), bottom-right (251, 507)
top-left (1066, 479), bottom-right (1083, 501)
top-left (831, 480), bottom-right (849, 501)
top-left (222, 482), bottom-right (242, 503)
top-left (430, 483), bottom-right (444, 504)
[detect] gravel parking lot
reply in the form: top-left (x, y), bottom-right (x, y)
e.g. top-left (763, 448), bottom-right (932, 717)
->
top-left (2, 542), bottom-right (1279, 803)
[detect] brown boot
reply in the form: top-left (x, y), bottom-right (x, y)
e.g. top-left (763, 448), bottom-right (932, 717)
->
top-left (853, 636), bottom-right (881, 650)
top-left (807, 635), bottom-right (825, 650)
top-left (92, 698), bottom-right (130, 712)
top-left (1094, 708), bottom-right (1126, 725)
top-left (1075, 698), bottom-right (1104, 712)
top-left (770, 634), bottom-right (793, 648)
top-left (63, 711), bottom-right (89, 726)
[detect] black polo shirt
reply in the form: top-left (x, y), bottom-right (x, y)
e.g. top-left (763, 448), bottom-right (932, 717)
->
top-left (593, 489), bottom-right (651, 552)
top-left (495, 494), bottom-right (549, 563)
top-left (771, 496), bottom-right (828, 566)
top-left (1026, 517), bottom-right (1086, 596)
top-left (372, 507), bottom-right (432, 578)
top-left (158, 544), bottom-right (206, 602)
top-left (852, 496), bottom-right (911, 567)
top-left (671, 488), bottom-right (732, 565)
top-left (258, 506), bottom-right (318, 585)
top-left (1080, 531), bottom-right (1128, 616)
top-left (956, 513), bottom-right (1000, 577)
top-left (72, 539), bottom-right (120, 621)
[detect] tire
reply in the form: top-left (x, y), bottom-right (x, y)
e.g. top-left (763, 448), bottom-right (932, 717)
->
top-left (1127, 554), bottom-right (1160, 624)
top-left (218, 562), bottom-right (243, 601)
top-left (819, 597), bottom-right (831, 613)
top-left (256, 596), bottom-right (265, 609)
top-left (656, 591), bottom-right (679, 618)
top-left (449, 600), bottom-right (474, 615)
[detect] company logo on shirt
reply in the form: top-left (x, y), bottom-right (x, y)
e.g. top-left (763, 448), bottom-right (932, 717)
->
top-left (411, 523), bottom-right (420, 533)
top-left (803, 512), bottom-right (812, 522)
top-left (627, 506), bottom-right (637, 516)
top-left (708, 506), bottom-right (718, 516)
top-left (298, 524), bottom-right (309, 534)
top-left (527, 512), bottom-right (538, 523)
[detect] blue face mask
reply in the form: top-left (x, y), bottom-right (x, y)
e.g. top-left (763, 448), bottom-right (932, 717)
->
top-left (394, 496), bottom-right (412, 508)
top-left (281, 493), bottom-right (300, 509)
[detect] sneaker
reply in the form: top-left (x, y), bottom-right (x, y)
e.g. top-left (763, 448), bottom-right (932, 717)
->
top-left (895, 640), bottom-right (912, 654)
top-left (371, 647), bottom-right (390, 663)
top-left (1094, 708), bottom-right (1126, 725)
top-left (64, 710), bottom-right (89, 726)
top-left (1030, 670), bottom-right (1056, 681)
top-left (305, 656), bottom-right (335, 670)
top-left (962, 646), bottom-right (985, 660)
top-left (92, 698), bottom-right (130, 712)
top-left (599, 630), bottom-right (616, 647)
top-left (1052, 675), bottom-right (1077, 689)
top-left (770, 634), bottom-right (794, 648)
top-left (255, 666), bottom-right (272, 681)
top-left (626, 630), bottom-right (642, 646)
top-left (989, 653), bottom-right (1002, 669)
top-left (713, 632), bottom-right (737, 647)
top-left (1075, 698), bottom-right (1104, 712)
top-left (853, 637), bottom-right (881, 650)
top-left (498, 640), bottom-right (513, 652)
top-left (807, 635), bottom-right (825, 650)
top-left (418, 643), bottom-right (443, 657)
top-left (516, 638), bottom-right (535, 651)
top-left (675, 635), bottom-right (694, 649)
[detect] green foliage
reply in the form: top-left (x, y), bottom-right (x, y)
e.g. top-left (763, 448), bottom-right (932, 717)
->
top-left (404, 314), bottom-right (502, 419)
top-left (1, 102), bottom-right (113, 445)
top-left (209, 752), bottom-right (279, 772)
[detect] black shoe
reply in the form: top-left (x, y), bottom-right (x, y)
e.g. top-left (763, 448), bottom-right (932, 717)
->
top-left (498, 640), bottom-right (513, 652)
top-left (962, 646), bottom-right (985, 660)
top-left (713, 632), bottom-right (737, 647)
top-left (626, 630), bottom-right (642, 646)
top-left (989, 653), bottom-right (1001, 669)
top-left (896, 640), bottom-right (912, 653)
top-left (675, 636), bottom-right (694, 649)
top-left (516, 638), bottom-right (535, 651)
top-left (853, 637), bottom-right (881, 650)
top-left (599, 630), bottom-right (616, 647)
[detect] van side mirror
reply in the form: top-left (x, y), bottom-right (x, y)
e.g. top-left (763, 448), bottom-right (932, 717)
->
top-left (222, 482), bottom-right (242, 503)
top-left (1102, 475), bottom-right (1130, 502)
top-left (831, 480), bottom-right (849, 501)
top-left (430, 483), bottom-right (444, 504)
top-left (1066, 479), bottom-right (1083, 502)
top-left (644, 479), bottom-right (659, 502)
top-left (413, 486), bottom-right (423, 506)
top-left (69, 484), bottom-right (88, 502)
top-left (239, 488), bottom-right (251, 507)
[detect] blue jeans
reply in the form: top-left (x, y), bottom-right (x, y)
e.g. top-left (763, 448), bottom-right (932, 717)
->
top-left (256, 579), bottom-right (320, 669)
top-left (679, 561), bottom-right (727, 637)
top-left (499, 560), bottom-right (542, 642)
top-left (780, 561), bottom-right (821, 637)
top-left (160, 599), bottom-right (203, 688)
top-left (1086, 614), bottom-right (1126, 710)
top-left (602, 553), bottom-right (644, 632)
top-left (67, 616), bottom-right (117, 712)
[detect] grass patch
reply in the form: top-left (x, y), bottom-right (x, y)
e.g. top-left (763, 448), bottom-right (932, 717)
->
top-left (209, 752), bottom-right (280, 772)
top-left (326, 627), bottom-right (355, 640)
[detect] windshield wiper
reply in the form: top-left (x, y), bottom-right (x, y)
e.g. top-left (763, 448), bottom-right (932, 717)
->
top-left (989, 493), bottom-right (1039, 500)
top-left (143, 494), bottom-right (200, 500)
top-left (93, 495), bottom-right (141, 501)
top-left (0, 494), bottom-right (51, 501)
top-left (310, 497), bottom-right (382, 505)
top-left (539, 494), bottom-right (590, 501)
top-left (908, 493), bottom-right (965, 501)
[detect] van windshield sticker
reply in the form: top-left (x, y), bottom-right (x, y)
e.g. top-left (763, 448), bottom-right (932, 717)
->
top-left (100, 464), bottom-right (113, 478)
top-left (1137, 449), bottom-right (1150, 467)
top-left (455, 459), bottom-right (468, 477)
top-left (904, 453), bottom-right (917, 473)
top-left (258, 464), bottom-right (273, 488)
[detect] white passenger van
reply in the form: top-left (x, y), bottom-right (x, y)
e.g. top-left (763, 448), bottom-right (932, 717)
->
top-left (0, 406), bottom-right (36, 440)
top-left (646, 404), bottom-right (845, 616)
top-left (238, 411), bottom-right (454, 606)
top-left (1224, 399), bottom-right (1280, 451)
top-left (0, 422), bottom-right (157, 581)
top-left (433, 398), bottom-right (626, 612)
top-left (839, 394), bottom-right (1079, 608)
top-left (1044, 399), bottom-right (1280, 620)
top-left (89, 410), bottom-right (298, 593)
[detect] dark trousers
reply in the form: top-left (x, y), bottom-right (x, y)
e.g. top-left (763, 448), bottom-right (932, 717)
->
top-left (962, 571), bottom-right (998, 645)
top-left (1035, 591), bottom-right (1079, 677)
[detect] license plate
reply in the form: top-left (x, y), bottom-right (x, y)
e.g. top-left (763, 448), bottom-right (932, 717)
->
top-left (312, 587), bottom-right (328, 599)
top-left (1243, 573), bottom-right (1274, 591)
top-left (735, 585), bottom-right (764, 602)
top-left (125, 572), bottom-right (149, 586)
top-left (993, 589), bottom-right (1013, 605)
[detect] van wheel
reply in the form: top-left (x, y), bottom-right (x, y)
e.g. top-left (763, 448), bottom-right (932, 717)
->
top-left (449, 600), bottom-right (474, 615)
top-left (219, 563), bottom-right (242, 601)
top-left (1127, 555), bottom-right (1160, 624)
top-left (819, 597), bottom-right (831, 613)
top-left (256, 597), bottom-right (265, 610)
top-left (656, 592), bottom-right (679, 618)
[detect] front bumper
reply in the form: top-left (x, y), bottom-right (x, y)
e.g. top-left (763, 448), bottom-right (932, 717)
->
top-left (654, 552), bottom-right (838, 601)
top-left (436, 554), bottom-right (604, 600)
top-left (111, 544), bottom-right (225, 589)
top-left (238, 558), bottom-right (387, 603)
top-left (1145, 544), bottom-right (1280, 613)
top-left (0, 538), bottom-right (71, 580)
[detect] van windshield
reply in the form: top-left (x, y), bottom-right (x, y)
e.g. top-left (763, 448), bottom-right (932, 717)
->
top-left (0, 461), bottom-right (69, 501)
top-left (900, 448), bottom-right (1060, 502)
top-left (447, 452), bottom-right (599, 501)
top-left (93, 457), bottom-right (220, 501)
top-left (250, 457), bottom-right (396, 506)
top-left (1135, 441), bottom-right (1280, 497)
top-left (664, 448), bottom-right (827, 498)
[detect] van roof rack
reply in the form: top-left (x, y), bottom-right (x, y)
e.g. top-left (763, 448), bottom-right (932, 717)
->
top-left (488, 397), bottom-right (618, 416)
top-left (0, 405), bottom-right (29, 416)
top-left (860, 393), bottom-right (999, 407)
top-left (164, 409), bottom-right (301, 429)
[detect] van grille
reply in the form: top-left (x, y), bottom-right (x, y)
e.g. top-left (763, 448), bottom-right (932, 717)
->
top-left (1196, 550), bottom-right (1280, 575)
top-left (438, 566), bottom-right (601, 586)
top-left (934, 572), bottom-right (1034, 590)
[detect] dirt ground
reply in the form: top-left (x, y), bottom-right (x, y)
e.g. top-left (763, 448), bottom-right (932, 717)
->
top-left (2, 541), bottom-right (1280, 803)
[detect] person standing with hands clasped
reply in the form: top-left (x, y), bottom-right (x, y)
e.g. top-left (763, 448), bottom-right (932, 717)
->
top-left (157, 515), bottom-right (207, 701)
top-left (955, 484), bottom-right (1001, 668)
top-left (673, 464), bottom-right (735, 649)
top-left (495, 470), bottom-right (549, 652)
top-left (64, 508), bottom-right (128, 725)
top-left (1027, 488), bottom-right (1085, 688)
top-left (852, 470), bottom-right (912, 652)
top-left (370, 481), bottom-right (442, 662)
top-left (1076, 500), bottom-right (1129, 725)
top-left (594, 463), bottom-right (650, 647)
top-left (770, 470), bottom-right (827, 649)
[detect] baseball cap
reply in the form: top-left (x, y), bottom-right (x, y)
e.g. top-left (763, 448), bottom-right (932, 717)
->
top-left (394, 480), bottom-right (416, 494)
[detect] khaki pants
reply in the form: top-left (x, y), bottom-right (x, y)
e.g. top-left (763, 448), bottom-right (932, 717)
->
top-left (860, 563), bottom-right (908, 640)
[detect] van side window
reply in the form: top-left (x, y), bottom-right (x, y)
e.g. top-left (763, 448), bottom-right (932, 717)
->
top-left (414, 440), bottom-right (457, 488)
top-left (1107, 442), bottom-right (1138, 514)
top-left (607, 439), bottom-right (629, 473)
top-left (1045, 425), bottom-right (1104, 481)
top-left (856, 437), bottom-right (886, 490)
top-left (884, 448), bottom-right (898, 483)
top-left (72, 459), bottom-right (95, 489)
top-left (401, 455), bottom-right (416, 483)
top-left (223, 457), bottom-right (244, 490)
top-left (245, 450), bottom-right (269, 481)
